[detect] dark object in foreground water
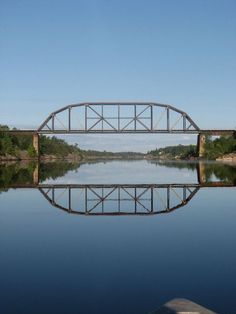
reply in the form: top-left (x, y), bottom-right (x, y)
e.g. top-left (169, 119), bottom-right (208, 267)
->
top-left (149, 298), bottom-right (217, 313)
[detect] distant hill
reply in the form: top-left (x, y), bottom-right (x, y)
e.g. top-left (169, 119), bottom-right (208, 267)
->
top-left (82, 150), bottom-right (144, 159)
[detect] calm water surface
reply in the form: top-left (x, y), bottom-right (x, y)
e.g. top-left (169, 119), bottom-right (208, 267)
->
top-left (0, 160), bottom-right (236, 314)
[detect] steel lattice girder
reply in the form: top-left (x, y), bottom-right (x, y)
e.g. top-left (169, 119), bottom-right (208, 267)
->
top-left (38, 102), bottom-right (200, 133)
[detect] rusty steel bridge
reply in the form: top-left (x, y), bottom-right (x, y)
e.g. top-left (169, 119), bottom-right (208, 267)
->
top-left (3, 102), bottom-right (235, 157)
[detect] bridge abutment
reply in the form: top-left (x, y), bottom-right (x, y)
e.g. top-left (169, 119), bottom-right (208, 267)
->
top-left (33, 133), bottom-right (40, 157)
top-left (197, 133), bottom-right (206, 158)
top-left (33, 163), bottom-right (39, 185)
top-left (197, 161), bottom-right (206, 184)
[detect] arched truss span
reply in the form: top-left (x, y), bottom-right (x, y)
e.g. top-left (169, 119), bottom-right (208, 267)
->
top-left (38, 103), bottom-right (200, 133)
top-left (39, 184), bottom-right (200, 216)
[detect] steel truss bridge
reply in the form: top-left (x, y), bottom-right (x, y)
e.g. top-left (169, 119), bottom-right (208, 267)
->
top-left (38, 102), bottom-right (201, 134)
top-left (2, 102), bottom-right (235, 157)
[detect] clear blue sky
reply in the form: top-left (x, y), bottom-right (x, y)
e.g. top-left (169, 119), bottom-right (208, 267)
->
top-left (0, 0), bottom-right (235, 150)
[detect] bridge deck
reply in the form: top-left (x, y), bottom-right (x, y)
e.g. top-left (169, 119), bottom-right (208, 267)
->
top-left (1, 129), bottom-right (235, 135)
top-left (6, 183), bottom-right (235, 188)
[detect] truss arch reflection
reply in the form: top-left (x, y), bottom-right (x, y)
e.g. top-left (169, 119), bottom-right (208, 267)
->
top-left (39, 184), bottom-right (200, 216)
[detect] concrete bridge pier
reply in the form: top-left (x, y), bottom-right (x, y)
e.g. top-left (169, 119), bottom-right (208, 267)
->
top-left (197, 133), bottom-right (206, 158)
top-left (197, 161), bottom-right (206, 184)
top-left (33, 163), bottom-right (39, 185)
top-left (33, 133), bottom-right (40, 156)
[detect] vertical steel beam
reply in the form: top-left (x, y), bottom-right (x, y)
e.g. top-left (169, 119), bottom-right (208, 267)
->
top-left (52, 188), bottom-right (55, 204)
top-left (183, 186), bottom-right (186, 202)
top-left (69, 187), bottom-right (71, 212)
top-left (102, 104), bottom-right (104, 131)
top-left (118, 186), bottom-right (120, 212)
top-left (134, 104), bottom-right (137, 131)
top-left (183, 114), bottom-right (186, 131)
top-left (85, 105), bottom-right (87, 131)
top-left (151, 187), bottom-right (153, 212)
top-left (68, 107), bottom-right (71, 131)
top-left (85, 187), bottom-right (88, 213)
top-left (150, 105), bottom-right (153, 131)
top-left (167, 107), bottom-right (170, 131)
top-left (167, 187), bottom-right (170, 210)
top-left (52, 114), bottom-right (55, 131)
top-left (118, 104), bottom-right (120, 131)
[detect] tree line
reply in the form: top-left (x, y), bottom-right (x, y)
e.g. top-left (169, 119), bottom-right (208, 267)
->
top-left (0, 125), bottom-right (83, 158)
top-left (147, 135), bottom-right (236, 160)
top-left (147, 144), bottom-right (196, 159)
top-left (0, 161), bottom-right (81, 190)
top-left (204, 135), bottom-right (236, 159)
top-left (1, 124), bottom-right (236, 160)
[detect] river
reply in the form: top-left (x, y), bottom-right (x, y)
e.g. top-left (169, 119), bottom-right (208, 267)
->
top-left (0, 160), bottom-right (236, 313)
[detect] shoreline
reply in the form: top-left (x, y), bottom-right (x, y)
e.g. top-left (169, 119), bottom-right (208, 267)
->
top-left (1, 156), bottom-right (236, 165)
top-left (0, 154), bottom-right (145, 163)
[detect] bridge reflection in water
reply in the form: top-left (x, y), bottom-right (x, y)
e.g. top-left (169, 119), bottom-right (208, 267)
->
top-left (39, 184), bottom-right (199, 215)
top-left (35, 182), bottom-right (233, 216)
top-left (2, 160), bottom-right (235, 215)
